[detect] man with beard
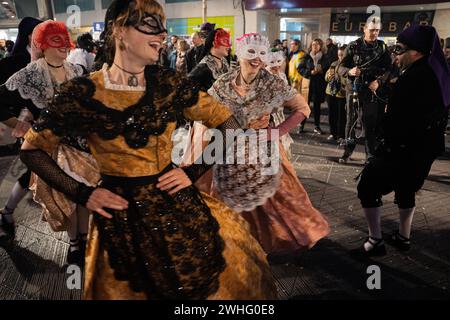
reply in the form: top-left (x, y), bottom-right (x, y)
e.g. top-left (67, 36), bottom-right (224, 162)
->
top-left (354, 25), bottom-right (449, 256)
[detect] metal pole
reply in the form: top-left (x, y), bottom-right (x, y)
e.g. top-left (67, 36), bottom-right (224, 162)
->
top-left (45, 0), bottom-right (54, 20)
top-left (202, 0), bottom-right (207, 23)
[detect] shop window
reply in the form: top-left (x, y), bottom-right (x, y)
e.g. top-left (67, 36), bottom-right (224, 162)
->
top-left (8, 0), bottom-right (38, 19)
top-left (53, 0), bottom-right (95, 14)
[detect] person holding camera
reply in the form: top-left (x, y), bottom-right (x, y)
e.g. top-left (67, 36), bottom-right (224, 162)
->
top-left (337, 16), bottom-right (391, 163)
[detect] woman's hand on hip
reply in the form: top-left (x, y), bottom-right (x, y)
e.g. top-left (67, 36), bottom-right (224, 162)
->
top-left (248, 114), bottom-right (270, 129)
top-left (157, 168), bottom-right (192, 195)
top-left (86, 188), bottom-right (128, 219)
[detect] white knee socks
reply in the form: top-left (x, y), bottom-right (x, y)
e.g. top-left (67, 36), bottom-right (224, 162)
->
top-left (399, 207), bottom-right (415, 239)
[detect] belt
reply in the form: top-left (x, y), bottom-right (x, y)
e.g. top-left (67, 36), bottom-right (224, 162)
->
top-left (100, 164), bottom-right (174, 188)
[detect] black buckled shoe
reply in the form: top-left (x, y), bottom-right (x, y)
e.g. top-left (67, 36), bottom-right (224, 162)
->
top-left (67, 240), bottom-right (82, 265)
top-left (388, 230), bottom-right (411, 251)
top-left (350, 236), bottom-right (387, 258)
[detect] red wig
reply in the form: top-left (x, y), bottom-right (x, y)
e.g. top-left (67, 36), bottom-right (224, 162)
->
top-left (32, 20), bottom-right (74, 52)
top-left (213, 29), bottom-right (231, 48)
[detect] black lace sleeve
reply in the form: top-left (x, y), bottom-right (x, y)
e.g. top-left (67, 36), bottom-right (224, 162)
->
top-left (188, 63), bottom-right (214, 92)
top-left (182, 115), bottom-right (241, 182)
top-left (19, 149), bottom-right (95, 206)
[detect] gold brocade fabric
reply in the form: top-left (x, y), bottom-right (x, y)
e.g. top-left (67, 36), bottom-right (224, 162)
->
top-left (24, 69), bottom-right (276, 300)
top-left (83, 192), bottom-right (277, 300)
top-left (24, 69), bottom-right (232, 177)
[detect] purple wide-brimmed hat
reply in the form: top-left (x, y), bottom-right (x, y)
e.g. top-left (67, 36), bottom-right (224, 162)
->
top-left (200, 22), bottom-right (216, 33)
top-left (398, 24), bottom-right (450, 107)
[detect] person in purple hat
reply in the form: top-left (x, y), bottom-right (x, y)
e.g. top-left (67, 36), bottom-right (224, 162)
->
top-left (354, 24), bottom-right (450, 256)
top-left (199, 22), bottom-right (215, 39)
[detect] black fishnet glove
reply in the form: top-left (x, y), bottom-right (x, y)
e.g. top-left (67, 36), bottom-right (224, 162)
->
top-left (183, 115), bottom-right (241, 182)
top-left (20, 149), bottom-right (95, 206)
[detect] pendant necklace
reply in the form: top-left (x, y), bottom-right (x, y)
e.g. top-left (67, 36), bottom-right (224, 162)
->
top-left (239, 72), bottom-right (257, 90)
top-left (113, 63), bottom-right (145, 87)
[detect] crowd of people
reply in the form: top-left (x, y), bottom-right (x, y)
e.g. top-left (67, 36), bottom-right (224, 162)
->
top-left (0, 0), bottom-right (449, 300)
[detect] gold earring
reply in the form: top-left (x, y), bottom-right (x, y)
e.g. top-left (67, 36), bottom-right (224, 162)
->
top-left (119, 37), bottom-right (125, 51)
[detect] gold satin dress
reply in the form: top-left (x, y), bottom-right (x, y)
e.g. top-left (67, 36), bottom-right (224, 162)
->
top-left (24, 67), bottom-right (277, 300)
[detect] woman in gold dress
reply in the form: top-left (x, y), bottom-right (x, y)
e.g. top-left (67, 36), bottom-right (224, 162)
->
top-left (19, 0), bottom-right (276, 300)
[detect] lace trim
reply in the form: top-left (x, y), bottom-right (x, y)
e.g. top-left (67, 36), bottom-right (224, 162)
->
top-left (33, 66), bottom-right (200, 149)
top-left (199, 54), bottom-right (229, 81)
top-left (5, 58), bottom-right (82, 109)
top-left (208, 67), bottom-right (297, 128)
top-left (213, 160), bottom-right (282, 212)
top-left (102, 63), bottom-right (146, 92)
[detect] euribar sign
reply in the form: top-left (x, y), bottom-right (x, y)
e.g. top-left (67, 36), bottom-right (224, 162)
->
top-left (330, 11), bottom-right (435, 36)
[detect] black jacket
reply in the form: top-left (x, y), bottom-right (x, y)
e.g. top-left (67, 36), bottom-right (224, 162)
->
top-left (308, 53), bottom-right (328, 103)
top-left (382, 56), bottom-right (446, 159)
top-left (186, 44), bottom-right (204, 73)
top-left (0, 52), bottom-right (30, 85)
top-left (337, 37), bottom-right (391, 96)
top-left (188, 63), bottom-right (215, 92)
top-left (325, 44), bottom-right (338, 71)
top-left (0, 85), bottom-right (40, 121)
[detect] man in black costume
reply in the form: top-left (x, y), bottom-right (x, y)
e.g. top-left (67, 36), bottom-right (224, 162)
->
top-left (337, 16), bottom-right (391, 163)
top-left (354, 25), bottom-right (450, 256)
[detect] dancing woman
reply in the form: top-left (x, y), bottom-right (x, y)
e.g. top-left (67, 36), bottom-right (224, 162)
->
top-left (266, 49), bottom-right (294, 159)
top-left (19, 0), bottom-right (276, 299)
top-left (0, 21), bottom-right (97, 265)
top-left (209, 33), bottom-right (329, 254)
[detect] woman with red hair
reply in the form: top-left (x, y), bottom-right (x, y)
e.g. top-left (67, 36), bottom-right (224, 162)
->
top-left (0, 20), bottom-right (97, 266)
top-left (182, 28), bottom-right (233, 193)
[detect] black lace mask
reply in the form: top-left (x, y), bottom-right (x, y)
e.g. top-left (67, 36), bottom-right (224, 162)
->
top-left (126, 12), bottom-right (167, 36)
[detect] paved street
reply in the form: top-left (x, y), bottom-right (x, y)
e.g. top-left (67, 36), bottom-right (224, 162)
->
top-left (0, 118), bottom-right (449, 300)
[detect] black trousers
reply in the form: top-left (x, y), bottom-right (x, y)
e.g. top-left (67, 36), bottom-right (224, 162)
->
top-left (327, 95), bottom-right (346, 139)
top-left (357, 153), bottom-right (435, 209)
top-left (311, 98), bottom-right (322, 128)
top-left (343, 93), bottom-right (383, 159)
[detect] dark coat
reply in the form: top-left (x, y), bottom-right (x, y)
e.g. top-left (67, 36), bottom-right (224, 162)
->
top-left (0, 85), bottom-right (41, 121)
top-left (0, 17), bottom-right (42, 84)
top-left (186, 44), bottom-right (204, 73)
top-left (382, 56), bottom-right (446, 160)
top-left (0, 53), bottom-right (30, 85)
top-left (325, 43), bottom-right (338, 70)
top-left (308, 53), bottom-right (328, 103)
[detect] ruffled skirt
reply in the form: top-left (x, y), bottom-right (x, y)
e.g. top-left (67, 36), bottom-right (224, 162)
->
top-left (82, 171), bottom-right (277, 300)
top-left (241, 147), bottom-right (330, 253)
